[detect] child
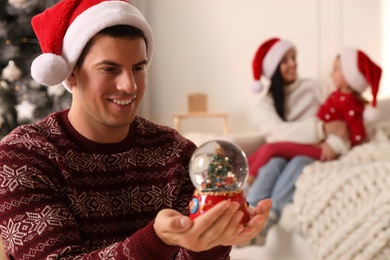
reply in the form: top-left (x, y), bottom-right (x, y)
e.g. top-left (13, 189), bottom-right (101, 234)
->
top-left (247, 48), bottom-right (382, 186)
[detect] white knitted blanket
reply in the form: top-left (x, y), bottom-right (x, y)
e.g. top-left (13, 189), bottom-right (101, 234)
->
top-left (281, 122), bottom-right (390, 260)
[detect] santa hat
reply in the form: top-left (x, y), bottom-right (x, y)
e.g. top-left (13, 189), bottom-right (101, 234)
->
top-left (340, 48), bottom-right (382, 121)
top-left (30, 0), bottom-right (154, 91)
top-left (252, 37), bottom-right (295, 93)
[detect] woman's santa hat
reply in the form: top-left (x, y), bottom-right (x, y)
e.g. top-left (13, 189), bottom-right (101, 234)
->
top-left (252, 37), bottom-right (295, 93)
top-left (30, 0), bottom-right (154, 91)
top-left (340, 48), bottom-right (382, 121)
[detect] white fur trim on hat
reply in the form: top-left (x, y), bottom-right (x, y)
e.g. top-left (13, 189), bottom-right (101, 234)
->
top-left (340, 48), bottom-right (367, 93)
top-left (263, 40), bottom-right (294, 79)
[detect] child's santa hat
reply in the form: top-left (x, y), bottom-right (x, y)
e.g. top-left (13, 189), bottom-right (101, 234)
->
top-left (30, 0), bottom-right (154, 91)
top-left (252, 37), bottom-right (295, 93)
top-left (340, 48), bottom-right (382, 122)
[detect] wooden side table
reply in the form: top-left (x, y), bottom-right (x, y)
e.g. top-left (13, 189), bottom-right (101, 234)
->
top-left (173, 112), bottom-right (230, 136)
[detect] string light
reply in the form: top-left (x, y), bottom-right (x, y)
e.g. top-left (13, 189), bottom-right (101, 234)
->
top-left (4, 38), bottom-right (38, 45)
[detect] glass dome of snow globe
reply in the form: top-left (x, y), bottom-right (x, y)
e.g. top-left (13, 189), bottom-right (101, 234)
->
top-left (188, 139), bottom-right (250, 223)
top-left (189, 140), bottom-right (248, 193)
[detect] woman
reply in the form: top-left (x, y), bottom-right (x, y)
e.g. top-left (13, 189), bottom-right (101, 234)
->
top-left (247, 48), bottom-right (382, 180)
top-left (245, 37), bottom-right (348, 246)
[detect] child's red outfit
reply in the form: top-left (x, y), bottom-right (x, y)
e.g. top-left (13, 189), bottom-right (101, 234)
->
top-left (318, 90), bottom-right (366, 146)
top-left (248, 89), bottom-right (366, 178)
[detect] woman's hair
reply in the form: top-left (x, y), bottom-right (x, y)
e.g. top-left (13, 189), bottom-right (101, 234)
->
top-left (76, 25), bottom-right (147, 69)
top-left (269, 66), bottom-right (286, 120)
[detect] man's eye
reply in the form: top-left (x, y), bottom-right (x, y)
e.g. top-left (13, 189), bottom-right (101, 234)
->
top-left (101, 67), bottom-right (118, 73)
top-left (133, 66), bottom-right (145, 72)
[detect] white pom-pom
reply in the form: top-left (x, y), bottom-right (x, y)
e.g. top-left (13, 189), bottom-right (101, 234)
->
top-left (252, 80), bottom-right (263, 93)
top-left (363, 105), bottom-right (380, 123)
top-left (31, 53), bottom-right (69, 87)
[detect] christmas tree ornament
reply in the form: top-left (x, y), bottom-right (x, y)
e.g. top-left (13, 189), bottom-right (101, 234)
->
top-left (47, 83), bottom-right (65, 98)
top-left (2, 60), bottom-right (22, 83)
top-left (15, 99), bottom-right (36, 123)
top-left (8, 0), bottom-right (28, 9)
top-left (0, 80), bottom-right (9, 91)
top-left (188, 140), bottom-right (250, 224)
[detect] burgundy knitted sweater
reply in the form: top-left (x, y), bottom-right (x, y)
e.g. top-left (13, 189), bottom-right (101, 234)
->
top-left (0, 110), bottom-right (231, 259)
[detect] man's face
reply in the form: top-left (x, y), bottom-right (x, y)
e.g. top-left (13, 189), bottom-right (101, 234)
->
top-left (68, 34), bottom-right (148, 141)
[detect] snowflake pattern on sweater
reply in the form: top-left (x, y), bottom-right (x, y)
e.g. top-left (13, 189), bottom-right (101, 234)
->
top-left (0, 110), bottom-right (231, 259)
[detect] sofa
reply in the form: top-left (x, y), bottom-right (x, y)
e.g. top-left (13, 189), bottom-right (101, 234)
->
top-left (186, 97), bottom-right (390, 260)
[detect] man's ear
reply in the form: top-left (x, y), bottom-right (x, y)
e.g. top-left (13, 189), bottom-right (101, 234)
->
top-left (67, 71), bottom-right (77, 86)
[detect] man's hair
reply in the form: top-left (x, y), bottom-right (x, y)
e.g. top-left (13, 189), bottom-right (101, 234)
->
top-left (76, 25), bottom-right (147, 69)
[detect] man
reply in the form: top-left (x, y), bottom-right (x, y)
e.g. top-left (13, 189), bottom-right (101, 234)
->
top-left (0, 0), bottom-right (271, 259)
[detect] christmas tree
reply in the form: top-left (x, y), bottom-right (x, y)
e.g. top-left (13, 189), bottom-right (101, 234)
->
top-left (0, 0), bottom-right (72, 140)
top-left (201, 145), bottom-right (238, 191)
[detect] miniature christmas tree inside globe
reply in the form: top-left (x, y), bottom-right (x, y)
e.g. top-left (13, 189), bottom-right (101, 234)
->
top-left (188, 140), bottom-right (250, 223)
top-left (189, 140), bottom-right (248, 192)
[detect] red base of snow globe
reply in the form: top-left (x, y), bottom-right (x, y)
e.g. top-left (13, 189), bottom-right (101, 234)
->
top-left (189, 189), bottom-right (250, 224)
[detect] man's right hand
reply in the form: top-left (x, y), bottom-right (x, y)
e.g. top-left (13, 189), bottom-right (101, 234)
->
top-left (323, 120), bottom-right (349, 139)
top-left (153, 199), bottom-right (271, 252)
top-left (153, 200), bottom-right (243, 252)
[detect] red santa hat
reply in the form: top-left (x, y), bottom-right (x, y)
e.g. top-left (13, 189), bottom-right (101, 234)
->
top-left (30, 0), bottom-right (154, 91)
top-left (340, 48), bottom-right (382, 121)
top-left (252, 37), bottom-right (295, 92)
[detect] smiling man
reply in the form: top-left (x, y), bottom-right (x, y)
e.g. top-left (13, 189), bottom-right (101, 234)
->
top-left (0, 0), bottom-right (271, 259)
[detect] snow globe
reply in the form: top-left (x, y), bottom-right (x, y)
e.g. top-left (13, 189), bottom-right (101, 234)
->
top-left (188, 140), bottom-right (250, 224)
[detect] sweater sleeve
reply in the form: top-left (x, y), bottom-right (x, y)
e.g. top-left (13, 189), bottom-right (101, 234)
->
top-left (254, 79), bottom-right (326, 145)
top-left (125, 220), bottom-right (231, 260)
top-left (325, 134), bottom-right (351, 155)
top-left (342, 99), bottom-right (367, 146)
top-left (256, 97), bottom-right (324, 144)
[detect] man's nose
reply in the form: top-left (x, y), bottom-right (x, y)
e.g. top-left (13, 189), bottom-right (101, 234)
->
top-left (117, 71), bottom-right (137, 93)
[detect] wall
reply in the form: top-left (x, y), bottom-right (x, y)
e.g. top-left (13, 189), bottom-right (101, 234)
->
top-left (135, 0), bottom-right (384, 135)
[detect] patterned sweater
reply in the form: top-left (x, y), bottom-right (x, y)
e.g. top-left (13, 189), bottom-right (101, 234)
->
top-left (0, 110), bottom-right (231, 260)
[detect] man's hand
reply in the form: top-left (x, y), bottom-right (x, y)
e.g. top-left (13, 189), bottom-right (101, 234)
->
top-left (323, 120), bottom-right (349, 139)
top-left (153, 198), bottom-right (272, 252)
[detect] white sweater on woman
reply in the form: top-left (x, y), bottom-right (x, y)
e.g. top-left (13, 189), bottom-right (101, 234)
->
top-left (254, 78), bottom-right (329, 144)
